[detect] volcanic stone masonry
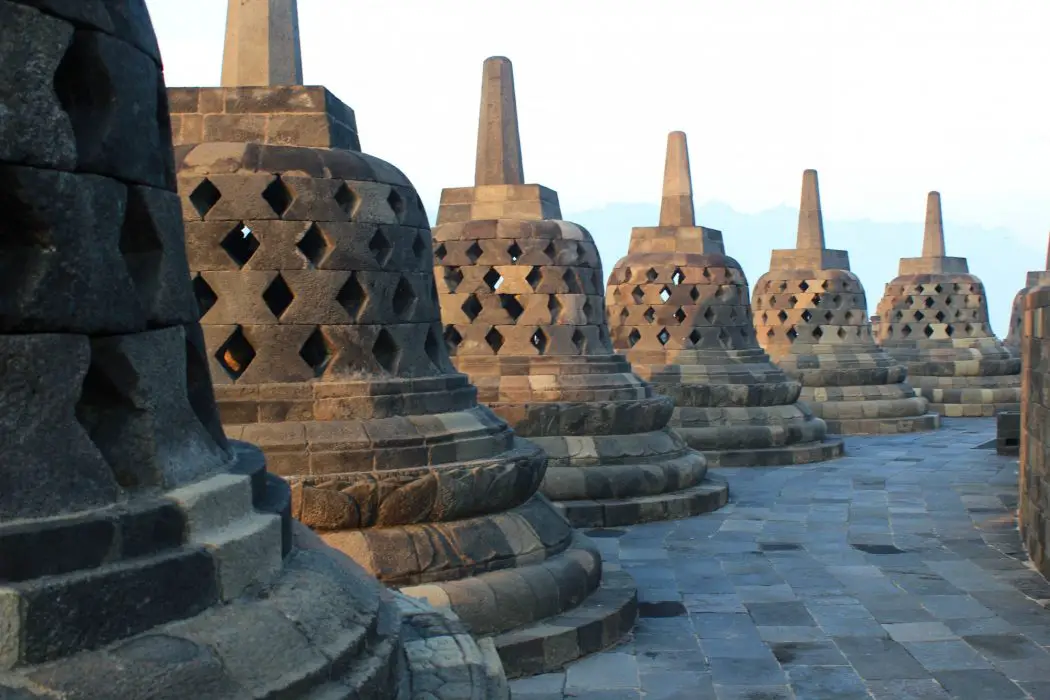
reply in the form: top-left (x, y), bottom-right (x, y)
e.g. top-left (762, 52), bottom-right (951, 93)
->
top-left (0, 1), bottom-right (507, 698)
top-left (432, 57), bottom-right (729, 527)
top-left (873, 192), bottom-right (1021, 417)
top-left (1020, 284), bottom-right (1050, 580)
top-left (1005, 233), bottom-right (1050, 357)
top-left (752, 170), bottom-right (941, 435)
top-left (171, 4), bottom-right (636, 679)
top-left (605, 131), bottom-right (844, 466)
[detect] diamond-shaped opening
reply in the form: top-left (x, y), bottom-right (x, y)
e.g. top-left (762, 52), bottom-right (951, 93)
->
top-left (914, 310), bottom-right (925, 321)
top-left (563, 269), bottom-right (581, 294)
top-left (689, 329), bottom-right (702, 346)
top-left (690, 286), bottom-right (700, 302)
top-left (530, 328), bottom-right (548, 354)
top-left (901, 324), bottom-right (912, 337)
top-left (262, 273), bottom-right (295, 319)
top-left (703, 268), bottom-right (712, 279)
top-left (412, 233), bottom-right (426, 260)
top-left (644, 307), bottom-right (656, 324)
top-left (777, 281), bottom-right (787, 292)
top-left (945, 296), bottom-right (953, 305)
top-left (762, 312), bottom-right (769, 323)
top-left (543, 240), bottom-right (557, 261)
top-left (799, 280), bottom-right (809, 292)
top-left (945, 324), bottom-right (954, 336)
top-left (461, 294), bottom-right (483, 321)
top-left (955, 309), bottom-right (963, 319)
top-left (788, 295), bottom-right (798, 308)
top-left (571, 328), bottom-right (586, 353)
top-left (548, 294), bottom-right (562, 323)
top-left (216, 326), bottom-right (256, 380)
top-left (824, 311), bottom-right (834, 322)
top-left (386, 187), bottom-right (406, 221)
top-left (445, 267), bottom-right (464, 293)
top-left (628, 329), bottom-right (642, 347)
top-left (657, 328), bottom-right (671, 345)
top-left (777, 310), bottom-right (788, 322)
top-left (582, 298), bottom-right (594, 323)
top-left (934, 284), bottom-right (943, 293)
top-left (623, 267), bottom-right (634, 283)
top-left (262, 176), bottom-right (294, 217)
top-left (786, 328), bottom-right (798, 341)
top-left (924, 297), bottom-right (935, 308)
top-left (425, 327), bottom-right (444, 367)
top-left (672, 268), bottom-right (685, 286)
top-left (297, 223), bottom-right (330, 268)
top-left (646, 268), bottom-right (659, 282)
top-left (444, 325), bottom-right (464, 351)
top-left (673, 307), bottom-right (686, 323)
top-left (770, 296), bottom-right (777, 305)
top-left (508, 241), bottom-right (523, 263)
top-left (336, 272), bottom-right (367, 320)
top-left (801, 310), bottom-right (812, 322)
top-left (905, 295), bottom-right (914, 305)
top-left (632, 286), bottom-right (645, 304)
top-left (527, 266), bottom-right (542, 289)
top-left (845, 311), bottom-right (853, 322)
top-left (188, 179), bottom-right (222, 218)
top-left (914, 284), bottom-right (924, 293)
top-left (192, 274), bottom-right (217, 318)
top-left (714, 287), bottom-right (724, 299)
top-left (812, 326), bottom-right (823, 339)
top-left (812, 294), bottom-right (821, 306)
top-left (484, 327), bottom-right (505, 353)
top-left (894, 311), bottom-right (903, 320)
top-left (299, 327), bottom-right (332, 377)
top-left (924, 325), bottom-right (934, 338)
top-left (484, 268), bottom-right (504, 291)
top-left (704, 307), bottom-right (716, 323)
top-left (767, 328), bottom-right (775, 338)
top-left (619, 307), bottom-right (629, 322)
top-left (392, 277), bottom-right (417, 318)
top-left (372, 329), bottom-right (400, 373)
top-left (659, 286), bottom-right (671, 303)
top-left (837, 327), bottom-right (847, 339)
top-left (369, 229), bottom-right (393, 266)
top-left (466, 241), bottom-right (484, 263)
top-left (965, 323), bottom-right (974, 333)
top-left (935, 310), bottom-right (946, 322)
top-left (500, 294), bottom-right (524, 321)
top-left (220, 223), bottom-right (259, 268)
top-left (821, 280), bottom-right (830, 291)
top-left (333, 182), bottom-right (357, 217)
top-left (832, 295), bottom-right (841, 304)
top-left (434, 243), bottom-right (447, 261)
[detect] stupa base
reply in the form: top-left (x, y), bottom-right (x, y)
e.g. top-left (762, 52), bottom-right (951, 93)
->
top-left (909, 377), bottom-right (1021, 415)
top-left (701, 438), bottom-right (845, 467)
top-left (823, 412), bottom-right (942, 435)
top-left (550, 475), bottom-right (730, 527)
top-left (400, 532), bottom-right (638, 679)
top-left (927, 402), bottom-right (1020, 418)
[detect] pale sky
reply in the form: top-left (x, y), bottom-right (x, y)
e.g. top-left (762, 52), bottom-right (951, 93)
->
top-left (148, 0), bottom-right (1049, 328)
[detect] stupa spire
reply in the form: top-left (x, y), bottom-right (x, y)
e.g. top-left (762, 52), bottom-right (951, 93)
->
top-left (475, 56), bottom-right (525, 186)
top-left (659, 131), bottom-right (695, 227)
top-left (221, 0), bottom-right (304, 87)
top-left (922, 191), bottom-right (946, 258)
top-left (796, 169), bottom-right (826, 250)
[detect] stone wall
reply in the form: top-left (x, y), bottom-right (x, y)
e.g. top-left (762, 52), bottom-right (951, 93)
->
top-left (1021, 285), bottom-right (1050, 579)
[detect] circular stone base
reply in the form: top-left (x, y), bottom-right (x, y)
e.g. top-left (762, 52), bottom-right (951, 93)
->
top-left (701, 438), bottom-right (846, 467)
top-left (550, 475), bottom-right (730, 528)
top-left (822, 412), bottom-right (942, 435)
top-left (928, 402), bottom-right (1020, 418)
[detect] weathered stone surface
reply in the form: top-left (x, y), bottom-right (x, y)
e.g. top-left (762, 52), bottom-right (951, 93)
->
top-left (1004, 232), bottom-right (1050, 357)
top-left (605, 132), bottom-right (843, 466)
top-left (1021, 284), bottom-right (1050, 580)
top-left (433, 59), bottom-right (727, 530)
top-left (752, 171), bottom-right (941, 435)
top-left (220, 0), bottom-right (302, 88)
top-left (873, 192), bottom-right (1020, 417)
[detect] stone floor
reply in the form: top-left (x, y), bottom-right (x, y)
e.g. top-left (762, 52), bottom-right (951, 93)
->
top-left (509, 418), bottom-right (1050, 700)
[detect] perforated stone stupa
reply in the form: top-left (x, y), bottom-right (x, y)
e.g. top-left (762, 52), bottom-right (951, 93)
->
top-left (605, 132), bottom-right (843, 466)
top-left (1005, 233), bottom-right (1050, 357)
top-left (873, 192), bottom-right (1021, 417)
top-left (0, 1), bottom-right (507, 697)
top-left (433, 58), bottom-right (729, 526)
top-left (752, 170), bottom-right (941, 435)
top-left (174, 8), bottom-right (635, 679)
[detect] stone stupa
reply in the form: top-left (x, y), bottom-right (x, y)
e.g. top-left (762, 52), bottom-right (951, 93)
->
top-left (171, 4), bottom-right (635, 678)
top-left (873, 192), bottom-right (1020, 417)
top-left (752, 170), bottom-right (941, 434)
top-left (1004, 234), bottom-right (1050, 357)
top-left (605, 132), bottom-right (843, 466)
top-left (432, 58), bottom-right (729, 527)
top-left (0, 1), bottom-right (505, 697)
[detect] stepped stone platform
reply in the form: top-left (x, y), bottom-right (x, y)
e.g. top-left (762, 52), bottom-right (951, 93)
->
top-left (874, 192), bottom-right (1020, 417)
top-left (432, 58), bottom-right (728, 527)
top-left (605, 132), bottom-right (843, 467)
top-left (173, 9), bottom-right (634, 678)
top-left (1005, 233), bottom-right (1050, 358)
top-left (752, 171), bottom-right (941, 435)
top-left (0, 2), bottom-right (503, 698)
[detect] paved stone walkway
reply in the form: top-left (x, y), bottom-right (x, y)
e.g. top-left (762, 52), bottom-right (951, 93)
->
top-left (509, 418), bottom-right (1050, 699)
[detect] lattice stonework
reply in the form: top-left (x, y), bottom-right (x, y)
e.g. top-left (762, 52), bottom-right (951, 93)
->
top-left (752, 272), bottom-right (872, 347)
top-left (875, 278), bottom-right (991, 342)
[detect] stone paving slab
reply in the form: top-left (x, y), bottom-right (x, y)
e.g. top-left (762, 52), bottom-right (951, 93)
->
top-left (509, 418), bottom-right (1050, 699)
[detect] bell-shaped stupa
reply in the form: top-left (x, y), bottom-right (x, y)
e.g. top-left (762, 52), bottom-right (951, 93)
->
top-left (605, 132), bottom-right (843, 466)
top-left (170, 5), bottom-right (634, 679)
top-left (1004, 233), bottom-right (1050, 357)
top-left (433, 58), bottom-right (728, 527)
top-left (873, 192), bottom-right (1020, 416)
top-left (752, 171), bottom-right (941, 434)
top-left (0, 1), bottom-right (507, 696)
